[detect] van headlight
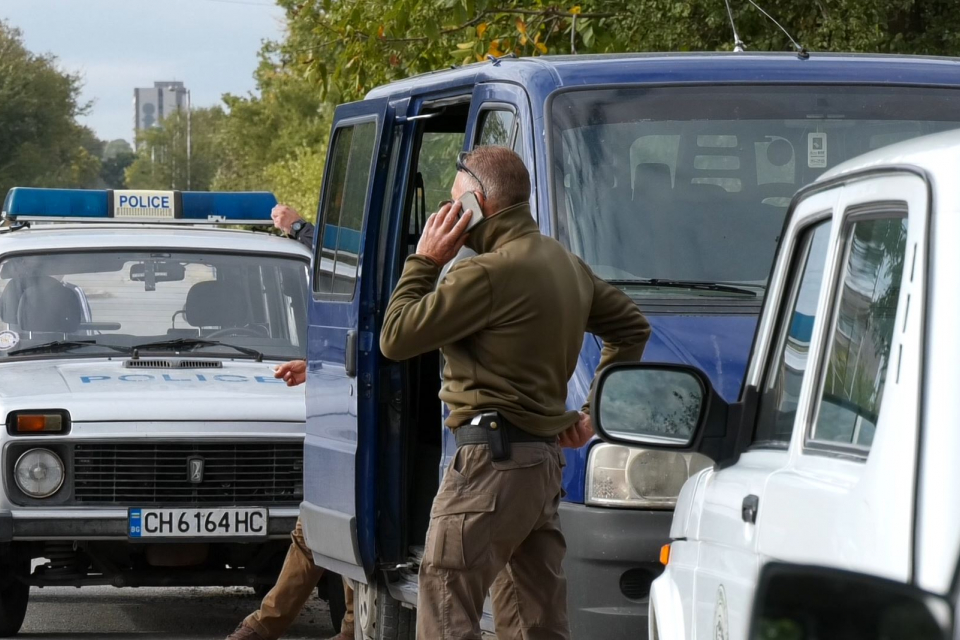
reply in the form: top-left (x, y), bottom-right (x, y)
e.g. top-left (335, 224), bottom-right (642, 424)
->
top-left (585, 443), bottom-right (712, 508)
top-left (15, 448), bottom-right (65, 498)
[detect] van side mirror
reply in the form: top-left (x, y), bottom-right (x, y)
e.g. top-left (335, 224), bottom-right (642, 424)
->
top-left (749, 563), bottom-right (951, 640)
top-left (594, 363), bottom-right (713, 448)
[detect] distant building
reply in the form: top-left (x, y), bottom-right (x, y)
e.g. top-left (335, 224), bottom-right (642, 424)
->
top-left (133, 81), bottom-right (188, 143)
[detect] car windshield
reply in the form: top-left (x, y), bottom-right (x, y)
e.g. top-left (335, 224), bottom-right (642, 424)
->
top-left (551, 85), bottom-right (960, 296)
top-left (0, 250), bottom-right (308, 360)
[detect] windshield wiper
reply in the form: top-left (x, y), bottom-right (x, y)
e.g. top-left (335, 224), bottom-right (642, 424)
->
top-left (8, 340), bottom-right (133, 357)
top-left (132, 337), bottom-right (263, 362)
top-left (609, 279), bottom-right (758, 297)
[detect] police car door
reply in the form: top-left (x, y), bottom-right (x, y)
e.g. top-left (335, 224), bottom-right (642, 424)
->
top-left (302, 98), bottom-right (395, 582)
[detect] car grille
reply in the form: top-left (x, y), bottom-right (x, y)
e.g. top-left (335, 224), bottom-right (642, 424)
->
top-left (71, 442), bottom-right (303, 505)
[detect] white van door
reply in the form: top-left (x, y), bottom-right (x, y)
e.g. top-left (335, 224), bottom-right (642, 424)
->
top-left (689, 191), bottom-right (838, 639)
top-left (756, 172), bottom-right (929, 583)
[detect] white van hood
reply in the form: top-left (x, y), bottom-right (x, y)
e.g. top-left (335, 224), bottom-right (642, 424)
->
top-left (0, 358), bottom-right (304, 423)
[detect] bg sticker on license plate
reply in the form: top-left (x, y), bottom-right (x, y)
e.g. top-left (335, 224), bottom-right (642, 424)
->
top-left (128, 508), bottom-right (268, 538)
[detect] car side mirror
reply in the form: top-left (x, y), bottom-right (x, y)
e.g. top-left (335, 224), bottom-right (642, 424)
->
top-left (749, 563), bottom-right (951, 640)
top-left (594, 363), bottom-right (723, 449)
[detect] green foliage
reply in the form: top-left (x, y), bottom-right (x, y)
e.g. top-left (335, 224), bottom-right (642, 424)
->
top-left (100, 151), bottom-right (136, 189)
top-left (126, 107), bottom-right (225, 191)
top-left (0, 21), bottom-right (102, 198)
top-left (102, 139), bottom-right (133, 161)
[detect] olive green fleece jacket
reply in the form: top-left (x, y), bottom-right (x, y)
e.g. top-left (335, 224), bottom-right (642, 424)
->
top-left (380, 203), bottom-right (651, 437)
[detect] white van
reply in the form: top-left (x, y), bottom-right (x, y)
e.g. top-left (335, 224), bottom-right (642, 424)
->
top-left (592, 128), bottom-right (960, 640)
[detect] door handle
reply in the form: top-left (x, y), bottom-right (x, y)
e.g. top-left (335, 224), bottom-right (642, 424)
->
top-left (742, 495), bottom-right (759, 524)
top-left (345, 330), bottom-right (358, 378)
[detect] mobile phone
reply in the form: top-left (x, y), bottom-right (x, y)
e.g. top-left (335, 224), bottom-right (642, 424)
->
top-left (456, 192), bottom-right (484, 232)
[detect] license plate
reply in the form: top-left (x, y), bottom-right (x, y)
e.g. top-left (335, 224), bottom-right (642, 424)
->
top-left (128, 508), bottom-right (268, 538)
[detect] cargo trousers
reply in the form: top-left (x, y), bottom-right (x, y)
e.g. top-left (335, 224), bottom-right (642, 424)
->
top-left (417, 441), bottom-right (570, 640)
top-left (245, 518), bottom-right (354, 639)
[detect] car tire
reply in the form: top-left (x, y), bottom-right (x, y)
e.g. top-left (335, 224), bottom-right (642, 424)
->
top-left (354, 578), bottom-right (414, 640)
top-left (0, 556), bottom-right (29, 638)
top-left (319, 572), bottom-right (347, 634)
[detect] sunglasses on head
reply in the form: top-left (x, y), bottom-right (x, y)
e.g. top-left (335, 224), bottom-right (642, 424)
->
top-left (456, 151), bottom-right (487, 200)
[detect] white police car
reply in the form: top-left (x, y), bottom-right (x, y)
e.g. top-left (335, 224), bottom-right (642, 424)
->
top-left (591, 127), bottom-right (960, 640)
top-left (0, 188), bottom-right (317, 635)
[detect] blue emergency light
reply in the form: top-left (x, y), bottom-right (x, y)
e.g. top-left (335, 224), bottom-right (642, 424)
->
top-left (2, 187), bottom-right (277, 225)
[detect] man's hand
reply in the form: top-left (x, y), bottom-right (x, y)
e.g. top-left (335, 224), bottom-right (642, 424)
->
top-left (271, 204), bottom-right (303, 235)
top-left (416, 201), bottom-right (472, 266)
top-left (274, 359), bottom-right (307, 387)
top-left (558, 412), bottom-right (594, 449)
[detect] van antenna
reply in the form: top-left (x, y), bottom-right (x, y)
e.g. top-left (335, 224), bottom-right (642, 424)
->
top-left (723, 0), bottom-right (746, 52)
top-left (746, 0), bottom-right (810, 59)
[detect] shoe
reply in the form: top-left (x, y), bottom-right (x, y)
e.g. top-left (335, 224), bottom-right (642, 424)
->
top-left (225, 622), bottom-right (269, 640)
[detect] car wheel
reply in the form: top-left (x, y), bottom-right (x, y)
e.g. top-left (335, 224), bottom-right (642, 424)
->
top-left (0, 556), bottom-right (29, 637)
top-left (354, 578), bottom-right (414, 640)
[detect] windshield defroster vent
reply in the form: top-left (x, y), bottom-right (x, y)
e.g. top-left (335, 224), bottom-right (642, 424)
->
top-left (123, 359), bottom-right (223, 369)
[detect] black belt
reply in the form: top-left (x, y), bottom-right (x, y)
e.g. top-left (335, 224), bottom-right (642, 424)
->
top-left (454, 416), bottom-right (555, 448)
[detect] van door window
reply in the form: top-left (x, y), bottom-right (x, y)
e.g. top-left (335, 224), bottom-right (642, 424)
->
top-left (754, 221), bottom-right (832, 445)
top-left (314, 120), bottom-right (378, 297)
top-left (476, 109), bottom-right (517, 148)
top-left (809, 213), bottom-right (908, 452)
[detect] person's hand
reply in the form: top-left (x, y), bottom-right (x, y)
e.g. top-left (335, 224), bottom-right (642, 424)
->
top-left (274, 359), bottom-right (307, 387)
top-left (416, 201), bottom-right (472, 266)
top-left (558, 412), bottom-right (594, 449)
top-left (271, 204), bottom-right (303, 235)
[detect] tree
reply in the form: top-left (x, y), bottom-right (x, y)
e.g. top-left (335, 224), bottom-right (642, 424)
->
top-left (100, 151), bottom-right (135, 189)
top-left (103, 139), bottom-right (133, 161)
top-left (0, 22), bottom-right (102, 197)
top-left (126, 107), bottom-right (225, 191)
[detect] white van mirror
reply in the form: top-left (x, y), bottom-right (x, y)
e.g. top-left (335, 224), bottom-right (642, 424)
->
top-left (594, 364), bottom-right (709, 447)
top-left (750, 563), bottom-right (951, 640)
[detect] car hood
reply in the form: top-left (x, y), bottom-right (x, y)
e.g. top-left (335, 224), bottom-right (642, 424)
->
top-left (0, 358), bottom-right (304, 422)
top-left (639, 314), bottom-right (759, 402)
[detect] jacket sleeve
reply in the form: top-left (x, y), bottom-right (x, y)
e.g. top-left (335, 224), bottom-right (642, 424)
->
top-left (295, 222), bottom-right (315, 250)
top-left (380, 255), bottom-right (493, 361)
top-left (582, 275), bottom-right (652, 414)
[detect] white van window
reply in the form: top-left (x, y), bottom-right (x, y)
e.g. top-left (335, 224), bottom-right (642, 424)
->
top-left (810, 215), bottom-right (908, 451)
top-left (754, 221), bottom-right (832, 445)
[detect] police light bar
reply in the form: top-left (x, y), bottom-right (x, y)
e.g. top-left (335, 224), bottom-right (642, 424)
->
top-left (2, 188), bottom-right (277, 225)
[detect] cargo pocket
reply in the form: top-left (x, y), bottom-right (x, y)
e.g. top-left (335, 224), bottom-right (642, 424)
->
top-left (491, 444), bottom-right (549, 471)
top-left (426, 490), bottom-right (496, 570)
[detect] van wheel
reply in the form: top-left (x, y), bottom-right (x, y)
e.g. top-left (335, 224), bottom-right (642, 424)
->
top-left (0, 557), bottom-right (29, 637)
top-left (355, 579), bottom-right (414, 640)
top-left (318, 572), bottom-right (346, 634)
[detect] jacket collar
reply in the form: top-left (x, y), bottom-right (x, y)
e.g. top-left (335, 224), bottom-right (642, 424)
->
top-left (466, 202), bottom-right (539, 254)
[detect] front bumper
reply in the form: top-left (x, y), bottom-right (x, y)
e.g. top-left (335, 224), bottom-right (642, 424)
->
top-left (560, 502), bottom-right (673, 640)
top-left (0, 507), bottom-right (299, 541)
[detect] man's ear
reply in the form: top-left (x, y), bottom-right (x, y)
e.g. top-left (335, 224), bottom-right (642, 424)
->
top-left (475, 191), bottom-right (487, 212)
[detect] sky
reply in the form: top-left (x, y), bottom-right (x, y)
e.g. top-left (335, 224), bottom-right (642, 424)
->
top-left (0, 0), bottom-right (287, 143)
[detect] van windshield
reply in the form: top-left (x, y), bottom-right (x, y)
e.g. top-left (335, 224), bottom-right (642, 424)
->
top-left (550, 85), bottom-right (960, 297)
top-left (0, 250), bottom-right (308, 361)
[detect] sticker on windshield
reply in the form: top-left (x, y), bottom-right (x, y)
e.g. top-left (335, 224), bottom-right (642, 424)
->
top-left (808, 132), bottom-right (827, 168)
top-left (0, 331), bottom-right (20, 351)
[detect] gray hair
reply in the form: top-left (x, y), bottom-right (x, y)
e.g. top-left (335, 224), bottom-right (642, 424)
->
top-left (460, 145), bottom-right (530, 210)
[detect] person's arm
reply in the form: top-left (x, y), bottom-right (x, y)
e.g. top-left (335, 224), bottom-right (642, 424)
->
top-left (294, 221), bottom-right (315, 249)
top-left (582, 274), bottom-right (652, 414)
top-left (380, 256), bottom-right (492, 361)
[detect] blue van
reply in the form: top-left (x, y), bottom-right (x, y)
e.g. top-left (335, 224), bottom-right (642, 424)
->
top-left (299, 53), bottom-right (960, 639)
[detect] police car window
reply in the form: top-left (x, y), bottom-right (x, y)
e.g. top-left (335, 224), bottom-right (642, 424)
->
top-left (314, 121), bottom-right (377, 297)
top-left (476, 109), bottom-right (517, 148)
top-left (0, 251), bottom-right (308, 360)
top-left (810, 215), bottom-right (908, 452)
top-left (754, 221), bottom-right (832, 446)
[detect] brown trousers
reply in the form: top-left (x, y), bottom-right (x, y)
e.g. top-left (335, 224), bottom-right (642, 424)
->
top-left (417, 442), bottom-right (570, 640)
top-left (245, 518), bottom-right (355, 639)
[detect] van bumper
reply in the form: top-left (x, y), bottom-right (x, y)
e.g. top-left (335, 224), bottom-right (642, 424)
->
top-left (559, 502), bottom-right (672, 640)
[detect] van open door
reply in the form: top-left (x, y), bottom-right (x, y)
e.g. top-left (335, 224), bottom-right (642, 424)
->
top-left (301, 98), bottom-right (395, 583)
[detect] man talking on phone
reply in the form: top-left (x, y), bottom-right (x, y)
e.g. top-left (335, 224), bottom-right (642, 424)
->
top-left (380, 146), bottom-right (651, 639)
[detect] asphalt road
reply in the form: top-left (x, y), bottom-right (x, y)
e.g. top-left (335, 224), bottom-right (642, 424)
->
top-left (20, 585), bottom-right (336, 639)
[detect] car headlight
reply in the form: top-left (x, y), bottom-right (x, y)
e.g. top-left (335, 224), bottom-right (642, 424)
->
top-left (585, 442), bottom-right (712, 508)
top-left (15, 448), bottom-right (64, 498)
